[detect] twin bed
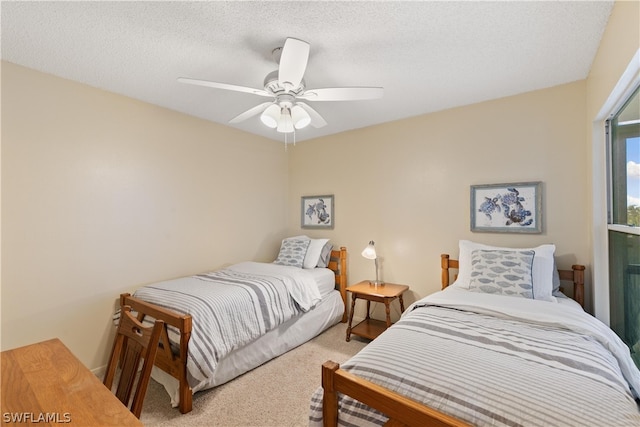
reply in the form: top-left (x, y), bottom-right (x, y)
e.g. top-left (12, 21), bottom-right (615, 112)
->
top-left (118, 238), bottom-right (347, 414)
top-left (116, 238), bottom-right (640, 426)
top-left (311, 241), bottom-right (640, 426)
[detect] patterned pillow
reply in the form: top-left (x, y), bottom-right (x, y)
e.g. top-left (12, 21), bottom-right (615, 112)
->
top-left (273, 238), bottom-right (311, 268)
top-left (468, 249), bottom-right (535, 299)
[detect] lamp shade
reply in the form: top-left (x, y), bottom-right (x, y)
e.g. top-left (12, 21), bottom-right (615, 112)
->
top-left (361, 240), bottom-right (377, 260)
top-left (291, 104), bottom-right (311, 129)
top-left (260, 104), bottom-right (280, 128)
top-left (277, 107), bottom-right (294, 133)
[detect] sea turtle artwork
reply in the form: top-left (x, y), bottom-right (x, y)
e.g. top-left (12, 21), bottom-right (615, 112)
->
top-left (500, 188), bottom-right (524, 213)
top-left (478, 196), bottom-right (501, 220)
top-left (475, 185), bottom-right (535, 229)
top-left (305, 198), bottom-right (331, 224)
top-left (501, 188), bottom-right (533, 226)
top-left (306, 204), bottom-right (316, 221)
top-left (314, 199), bottom-right (330, 224)
top-left (505, 202), bottom-right (533, 226)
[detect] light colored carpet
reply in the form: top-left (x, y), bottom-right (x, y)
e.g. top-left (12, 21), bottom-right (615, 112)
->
top-left (139, 322), bottom-right (368, 427)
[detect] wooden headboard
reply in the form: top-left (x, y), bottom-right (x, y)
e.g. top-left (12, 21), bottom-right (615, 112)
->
top-left (440, 253), bottom-right (585, 308)
top-left (328, 246), bottom-right (348, 323)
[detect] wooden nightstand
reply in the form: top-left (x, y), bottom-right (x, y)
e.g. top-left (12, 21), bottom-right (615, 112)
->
top-left (346, 281), bottom-right (409, 341)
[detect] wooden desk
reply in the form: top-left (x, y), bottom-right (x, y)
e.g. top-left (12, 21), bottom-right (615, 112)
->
top-left (1, 338), bottom-right (143, 426)
top-left (346, 281), bottom-right (409, 341)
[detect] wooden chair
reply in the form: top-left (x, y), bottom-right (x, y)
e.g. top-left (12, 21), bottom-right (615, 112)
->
top-left (103, 305), bottom-right (164, 418)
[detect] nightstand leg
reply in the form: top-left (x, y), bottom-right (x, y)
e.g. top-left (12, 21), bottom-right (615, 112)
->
top-left (346, 294), bottom-right (357, 342)
top-left (385, 300), bottom-right (392, 328)
top-left (399, 294), bottom-right (405, 312)
top-left (365, 300), bottom-right (371, 319)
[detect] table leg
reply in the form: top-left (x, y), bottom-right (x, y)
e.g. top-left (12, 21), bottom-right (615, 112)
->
top-left (384, 300), bottom-right (392, 328)
top-left (399, 294), bottom-right (406, 312)
top-left (346, 294), bottom-right (357, 342)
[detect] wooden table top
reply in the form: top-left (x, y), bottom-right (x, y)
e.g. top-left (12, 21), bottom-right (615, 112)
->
top-left (1, 338), bottom-right (143, 426)
top-left (347, 281), bottom-right (409, 298)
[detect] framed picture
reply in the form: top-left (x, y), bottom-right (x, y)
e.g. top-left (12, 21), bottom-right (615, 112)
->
top-left (301, 195), bottom-right (334, 229)
top-left (470, 182), bottom-right (542, 233)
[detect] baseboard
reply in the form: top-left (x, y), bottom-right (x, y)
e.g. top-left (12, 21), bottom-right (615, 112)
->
top-left (92, 364), bottom-right (106, 379)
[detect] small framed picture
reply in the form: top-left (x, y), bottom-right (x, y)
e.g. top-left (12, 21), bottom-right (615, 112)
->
top-left (471, 182), bottom-right (542, 233)
top-left (301, 195), bottom-right (334, 229)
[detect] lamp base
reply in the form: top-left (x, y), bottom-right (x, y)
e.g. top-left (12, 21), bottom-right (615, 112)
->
top-left (368, 280), bottom-right (385, 287)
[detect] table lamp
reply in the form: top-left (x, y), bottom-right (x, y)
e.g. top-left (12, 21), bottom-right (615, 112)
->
top-left (361, 240), bottom-right (384, 286)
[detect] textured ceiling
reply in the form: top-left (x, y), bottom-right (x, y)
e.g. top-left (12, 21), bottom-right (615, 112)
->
top-left (1, 1), bottom-right (614, 142)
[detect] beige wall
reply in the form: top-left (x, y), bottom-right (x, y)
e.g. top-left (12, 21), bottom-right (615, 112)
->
top-left (289, 81), bottom-right (590, 320)
top-left (1, 62), bottom-right (288, 368)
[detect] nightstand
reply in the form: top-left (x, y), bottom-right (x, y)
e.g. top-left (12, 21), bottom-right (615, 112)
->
top-left (346, 281), bottom-right (409, 341)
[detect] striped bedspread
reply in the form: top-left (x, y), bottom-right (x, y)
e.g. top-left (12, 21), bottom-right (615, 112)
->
top-left (132, 261), bottom-right (321, 390)
top-left (309, 287), bottom-right (640, 427)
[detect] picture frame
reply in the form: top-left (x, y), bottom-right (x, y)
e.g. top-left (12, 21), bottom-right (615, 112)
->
top-left (301, 195), bottom-right (334, 229)
top-left (470, 182), bottom-right (542, 233)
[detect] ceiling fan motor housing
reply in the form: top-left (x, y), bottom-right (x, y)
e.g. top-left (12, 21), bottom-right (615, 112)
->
top-left (263, 70), bottom-right (305, 96)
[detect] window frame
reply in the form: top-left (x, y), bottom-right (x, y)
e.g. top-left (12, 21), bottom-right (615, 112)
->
top-left (606, 90), bottom-right (640, 235)
top-left (592, 49), bottom-right (640, 325)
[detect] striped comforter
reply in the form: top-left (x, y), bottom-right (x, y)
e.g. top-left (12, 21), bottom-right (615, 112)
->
top-left (132, 261), bottom-right (321, 390)
top-left (309, 287), bottom-right (640, 427)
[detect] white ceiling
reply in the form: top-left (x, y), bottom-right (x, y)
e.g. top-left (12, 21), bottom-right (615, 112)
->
top-left (1, 1), bottom-right (614, 142)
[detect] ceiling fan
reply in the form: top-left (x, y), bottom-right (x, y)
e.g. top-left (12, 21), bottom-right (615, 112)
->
top-left (177, 37), bottom-right (384, 134)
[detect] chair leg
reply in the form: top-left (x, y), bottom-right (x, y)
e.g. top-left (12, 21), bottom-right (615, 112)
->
top-left (103, 335), bottom-right (124, 389)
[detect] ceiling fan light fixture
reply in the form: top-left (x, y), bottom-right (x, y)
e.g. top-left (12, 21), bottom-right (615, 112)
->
top-left (291, 104), bottom-right (311, 129)
top-left (260, 104), bottom-right (280, 128)
top-left (277, 107), bottom-right (294, 133)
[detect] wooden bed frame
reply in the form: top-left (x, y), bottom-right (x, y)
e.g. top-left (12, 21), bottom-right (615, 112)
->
top-left (321, 253), bottom-right (586, 427)
top-left (119, 246), bottom-right (348, 414)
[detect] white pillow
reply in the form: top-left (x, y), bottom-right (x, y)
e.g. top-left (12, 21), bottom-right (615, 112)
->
top-left (283, 236), bottom-right (330, 269)
top-left (317, 243), bottom-right (333, 268)
top-left (304, 238), bottom-right (330, 269)
top-left (552, 259), bottom-right (562, 295)
top-left (454, 240), bottom-right (556, 302)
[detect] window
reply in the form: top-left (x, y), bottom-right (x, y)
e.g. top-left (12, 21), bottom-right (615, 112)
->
top-left (609, 87), bottom-right (640, 227)
top-left (607, 86), bottom-right (640, 367)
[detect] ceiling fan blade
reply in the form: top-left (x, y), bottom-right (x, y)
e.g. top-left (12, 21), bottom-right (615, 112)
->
top-left (297, 102), bottom-right (327, 128)
top-left (298, 87), bottom-right (384, 101)
top-left (229, 102), bottom-right (273, 124)
top-left (177, 77), bottom-right (271, 97)
top-left (278, 38), bottom-right (309, 90)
